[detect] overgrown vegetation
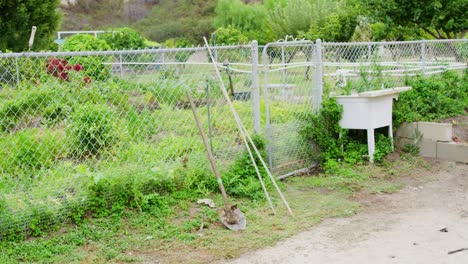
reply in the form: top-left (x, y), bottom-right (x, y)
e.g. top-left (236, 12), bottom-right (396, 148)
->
top-left (299, 97), bottom-right (394, 172)
top-left (394, 70), bottom-right (468, 127)
top-left (98, 27), bottom-right (146, 50)
top-left (0, 152), bottom-right (434, 263)
top-left (0, 64), bottom-right (273, 241)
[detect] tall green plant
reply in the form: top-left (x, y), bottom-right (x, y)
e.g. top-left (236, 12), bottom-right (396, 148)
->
top-left (62, 34), bottom-right (112, 81)
top-left (394, 71), bottom-right (468, 127)
top-left (67, 104), bottom-right (118, 158)
top-left (99, 27), bottom-right (146, 50)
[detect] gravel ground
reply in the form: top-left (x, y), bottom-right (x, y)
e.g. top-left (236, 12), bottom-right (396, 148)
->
top-left (227, 162), bottom-right (468, 264)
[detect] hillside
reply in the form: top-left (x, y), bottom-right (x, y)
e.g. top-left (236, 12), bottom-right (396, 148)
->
top-left (60, 0), bottom-right (224, 44)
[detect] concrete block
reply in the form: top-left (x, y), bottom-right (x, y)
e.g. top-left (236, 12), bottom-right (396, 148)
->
top-left (396, 138), bottom-right (437, 158)
top-left (417, 122), bottom-right (452, 142)
top-left (396, 137), bottom-right (414, 149)
top-left (418, 139), bottom-right (438, 158)
top-left (436, 142), bottom-right (468, 163)
top-left (396, 122), bottom-right (418, 139)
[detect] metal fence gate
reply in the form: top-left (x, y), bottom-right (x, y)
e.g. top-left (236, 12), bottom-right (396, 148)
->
top-left (261, 40), bottom-right (323, 177)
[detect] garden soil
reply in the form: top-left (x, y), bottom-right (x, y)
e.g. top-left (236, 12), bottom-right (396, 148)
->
top-left (226, 161), bottom-right (468, 264)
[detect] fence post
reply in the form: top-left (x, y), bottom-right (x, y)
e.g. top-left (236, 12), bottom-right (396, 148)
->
top-left (251, 40), bottom-right (261, 134)
top-left (421, 41), bottom-right (426, 75)
top-left (119, 54), bottom-right (123, 78)
top-left (15, 57), bottom-right (20, 86)
top-left (313, 39), bottom-right (323, 112)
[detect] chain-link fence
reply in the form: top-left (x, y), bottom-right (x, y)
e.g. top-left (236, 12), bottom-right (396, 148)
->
top-left (322, 39), bottom-right (468, 94)
top-left (0, 45), bottom-right (259, 237)
top-left (261, 40), bottom-right (320, 177)
top-left (0, 39), bottom-right (467, 237)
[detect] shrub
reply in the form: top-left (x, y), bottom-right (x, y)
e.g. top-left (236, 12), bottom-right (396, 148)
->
top-left (299, 98), bottom-right (344, 162)
top-left (0, 85), bottom-right (59, 132)
top-left (223, 135), bottom-right (271, 200)
top-left (299, 97), bottom-right (393, 171)
top-left (0, 56), bottom-right (48, 86)
top-left (0, 129), bottom-right (65, 175)
top-left (394, 71), bottom-right (468, 127)
top-left (211, 26), bottom-right (249, 45)
top-left (62, 34), bottom-right (112, 81)
top-left (67, 104), bottom-right (117, 158)
top-left (99, 28), bottom-right (146, 50)
top-left (163, 38), bottom-right (194, 62)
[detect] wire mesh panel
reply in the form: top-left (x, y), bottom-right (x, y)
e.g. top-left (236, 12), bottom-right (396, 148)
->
top-left (1, 39), bottom-right (466, 237)
top-left (0, 45), bottom-right (257, 237)
top-left (322, 39), bottom-right (468, 95)
top-left (262, 41), bottom-right (318, 177)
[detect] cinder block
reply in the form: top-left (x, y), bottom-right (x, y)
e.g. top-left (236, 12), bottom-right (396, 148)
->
top-left (396, 137), bottom-right (414, 149)
top-left (418, 122), bottom-right (452, 142)
top-left (396, 122), bottom-right (418, 139)
top-left (418, 139), bottom-right (438, 158)
top-left (437, 142), bottom-right (468, 163)
top-left (396, 138), bottom-right (437, 158)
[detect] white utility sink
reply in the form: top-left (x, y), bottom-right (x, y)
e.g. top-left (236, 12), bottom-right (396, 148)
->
top-left (334, 86), bottom-right (411, 162)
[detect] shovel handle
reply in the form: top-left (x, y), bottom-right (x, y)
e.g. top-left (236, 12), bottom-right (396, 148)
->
top-left (187, 93), bottom-right (230, 206)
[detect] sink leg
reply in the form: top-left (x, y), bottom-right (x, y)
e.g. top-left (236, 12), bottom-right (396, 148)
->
top-left (367, 128), bottom-right (375, 163)
top-left (389, 125), bottom-right (394, 151)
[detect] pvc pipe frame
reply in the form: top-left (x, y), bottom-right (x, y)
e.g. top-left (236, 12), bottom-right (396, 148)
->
top-left (203, 37), bottom-right (293, 216)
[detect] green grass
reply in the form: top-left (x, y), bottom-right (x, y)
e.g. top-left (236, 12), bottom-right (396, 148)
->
top-left (0, 73), bottom-right (315, 240)
top-left (0, 154), bottom-right (432, 263)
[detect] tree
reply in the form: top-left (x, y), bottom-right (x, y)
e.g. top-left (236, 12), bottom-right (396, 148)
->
top-left (305, 3), bottom-right (360, 42)
top-left (362, 0), bottom-right (468, 39)
top-left (0, 0), bottom-right (61, 51)
top-left (214, 0), bottom-right (273, 44)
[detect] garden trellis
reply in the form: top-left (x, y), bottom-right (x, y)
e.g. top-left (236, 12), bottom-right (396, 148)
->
top-left (0, 39), bottom-right (466, 237)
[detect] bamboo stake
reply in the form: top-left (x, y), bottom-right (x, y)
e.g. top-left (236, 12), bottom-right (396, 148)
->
top-left (203, 37), bottom-right (293, 216)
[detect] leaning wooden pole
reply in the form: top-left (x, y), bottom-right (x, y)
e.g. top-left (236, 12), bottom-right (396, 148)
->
top-left (203, 37), bottom-right (293, 216)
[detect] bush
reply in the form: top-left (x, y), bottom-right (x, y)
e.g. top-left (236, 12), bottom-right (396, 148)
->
top-left (394, 71), bottom-right (468, 127)
top-left (299, 98), bottom-right (344, 162)
top-left (67, 104), bottom-right (117, 158)
top-left (0, 85), bottom-right (59, 132)
top-left (0, 129), bottom-right (65, 175)
top-left (223, 135), bottom-right (271, 200)
top-left (211, 26), bottom-right (249, 45)
top-left (0, 56), bottom-right (48, 86)
top-left (299, 97), bottom-right (393, 171)
top-left (99, 28), bottom-right (146, 50)
top-left (62, 34), bottom-right (112, 81)
top-left (163, 38), bottom-right (194, 62)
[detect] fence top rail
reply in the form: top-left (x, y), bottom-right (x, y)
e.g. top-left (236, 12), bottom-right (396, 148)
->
top-left (0, 44), bottom-right (254, 58)
top-left (1, 39), bottom-right (466, 59)
top-left (322, 39), bottom-right (468, 46)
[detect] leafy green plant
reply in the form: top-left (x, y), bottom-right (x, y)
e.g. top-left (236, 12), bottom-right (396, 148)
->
top-left (99, 28), bottom-right (146, 50)
top-left (223, 135), bottom-right (272, 200)
top-left (299, 97), bottom-right (394, 171)
top-left (67, 104), bottom-right (118, 158)
top-left (211, 26), bottom-right (249, 45)
top-left (394, 70), bottom-right (468, 128)
top-left (299, 98), bottom-right (344, 162)
top-left (374, 134), bottom-right (393, 164)
top-left (0, 83), bottom-right (62, 132)
top-left (0, 56), bottom-right (50, 86)
top-left (163, 38), bottom-right (194, 62)
top-left (62, 34), bottom-right (112, 81)
top-left (0, 129), bottom-right (66, 177)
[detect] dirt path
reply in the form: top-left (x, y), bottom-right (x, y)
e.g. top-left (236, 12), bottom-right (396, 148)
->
top-left (226, 162), bottom-right (468, 264)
